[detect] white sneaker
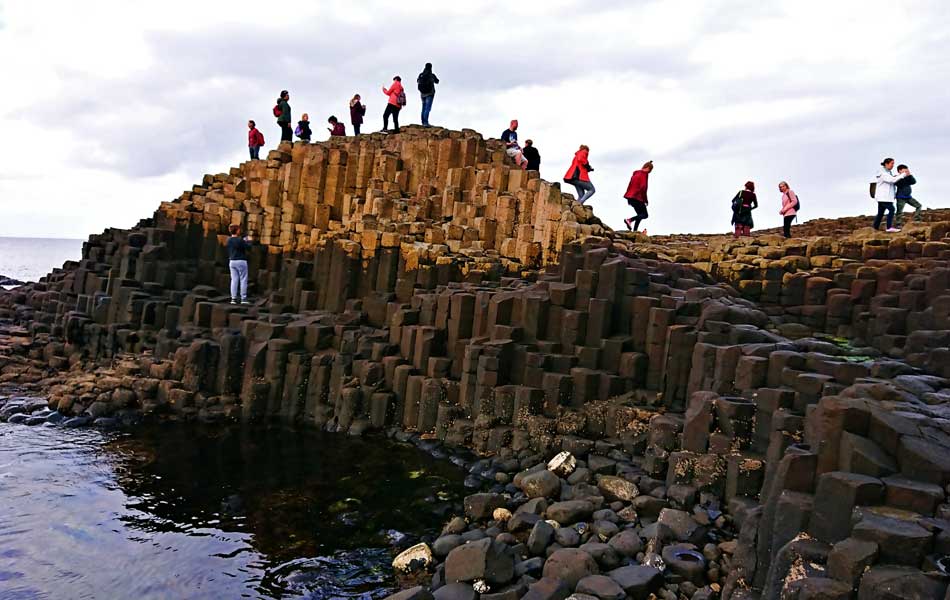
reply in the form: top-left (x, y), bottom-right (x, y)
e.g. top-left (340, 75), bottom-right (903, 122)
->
top-left (886, 227), bottom-right (901, 233)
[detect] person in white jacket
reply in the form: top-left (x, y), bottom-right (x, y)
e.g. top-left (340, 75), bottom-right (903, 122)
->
top-left (872, 158), bottom-right (910, 232)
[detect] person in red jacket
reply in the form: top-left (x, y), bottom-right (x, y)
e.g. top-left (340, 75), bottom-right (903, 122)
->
top-left (563, 145), bottom-right (595, 204)
top-left (247, 120), bottom-right (265, 160)
top-left (382, 76), bottom-right (404, 133)
top-left (623, 161), bottom-right (653, 232)
top-left (327, 116), bottom-right (346, 136)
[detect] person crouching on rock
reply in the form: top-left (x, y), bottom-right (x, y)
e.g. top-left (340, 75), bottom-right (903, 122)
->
top-left (275, 90), bottom-right (292, 143)
top-left (328, 115), bottom-right (346, 136)
top-left (778, 181), bottom-right (799, 238)
top-left (731, 181), bottom-right (758, 237)
top-left (295, 113), bottom-right (312, 142)
top-left (248, 120), bottom-right (264, 160)
top-left (227, 225), bottom-right (254, 305)
top-left (623, 161), bottom-right (653, 232)
top-left (563, 144), bottom-right (595, 205)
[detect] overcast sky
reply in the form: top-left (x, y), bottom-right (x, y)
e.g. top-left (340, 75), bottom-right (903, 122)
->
top-left (1, 0), bottom-right (948, 239)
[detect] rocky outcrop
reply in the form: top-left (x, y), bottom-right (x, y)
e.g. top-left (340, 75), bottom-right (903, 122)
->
top-left (2, 126), bottom-right (950, 600)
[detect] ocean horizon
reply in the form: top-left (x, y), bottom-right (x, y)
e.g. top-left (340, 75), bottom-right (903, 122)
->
top-left (0, 236), bottom-right (85, 286)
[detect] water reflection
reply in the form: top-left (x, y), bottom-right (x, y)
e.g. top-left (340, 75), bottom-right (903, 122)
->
top-left (0, 421), bottom-right (464, 599)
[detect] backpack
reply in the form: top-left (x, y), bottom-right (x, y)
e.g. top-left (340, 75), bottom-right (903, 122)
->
top-left (731, 191), bottom-right (743, 212)
top-left (869, 182), bottom-right (877, 199)
top-left (273, 104), bottom-right (282, 118)
top-left (294, 125), bottom-right (302, 137)
top-left (397, 90), bottom-right (407, 106)
top-left (793, 193), bottom-right (801, 211)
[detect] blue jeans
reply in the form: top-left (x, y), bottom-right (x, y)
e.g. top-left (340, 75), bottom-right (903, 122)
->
top-left (572, 180), bottom-right (595, 204)
top-left (249, 146), bottom-right (260, 160)
top-left (229, 260), bottom-right (248, 301)
top-left (421, 94), bottom-right (434, 126)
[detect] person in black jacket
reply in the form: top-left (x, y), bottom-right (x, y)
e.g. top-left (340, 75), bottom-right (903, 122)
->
top-left (276, 90), bottom-right (292, 142)
top-left (731, 181), bottom-right (758, 237)
top-left (522, 139), bottom-right (540, 172)
top-left (417, 63), bottom-right (440, 127)
top-left (227, 224), bottom-right (255, 304)
top-left (295, 113), bottom-right (312, 142)
top-left (895, 164), bottom-right (922, 227)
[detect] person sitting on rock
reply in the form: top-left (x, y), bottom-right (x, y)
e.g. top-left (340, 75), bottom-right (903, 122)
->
top-left (247, 120), bottom-right (265, 160)
top-left (501, 120), bottom-right (527, 169)
top-left (523, 139), bottom-right (541, 172)
top-left (382, 76), bottom-right (404, 133)
top-left (227, 225), bottom-right (254, 305)
top-left (779, 181), bottom-right (799, 238)
top-left (563, 144), bottom-right (596, 204)
top-left (295, 113), bottom-right (312, 142)
top-left (895, 164), bottom-right (922, 228)
top-left (327, 116), bottom-right (346, 137)
top-left (623, 161), bottom-right (653, 232)
top-left (731, 181), bottom-right (758, 237)
top-left (872, 158), bottom-right (908, 232)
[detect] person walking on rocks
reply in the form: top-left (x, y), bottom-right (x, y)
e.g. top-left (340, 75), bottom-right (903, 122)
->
top-left (564, 144), bottom-right (596, 204)
top-left (417, 63), bottom-right (440, 127)
top-left (227, 225), bottom-right (254, 305)
top-left (247, 120), bottom-right (265, 160)
top-left (623, 161), bottom-right (653, 232)
top-left (778, 181), bottom-right (799, 238)
top-left (895, 164), bottom-right (922, 228)
top-left (731, 181), bottom-right (758, 237)
top-left (501, 120), bottom-right (527, 169)
top-left (275, 90), bottom-right (292, 143)
top-left (871, 158), bottom-right (908, 232)
top-left (295, 113), bottom-right (312, 142)
top-left (327, 116), bottom-right (346, 136)
top-left (382, 76), bottom-right (405, 133)
top-left (523, 139), bottom-right (541, 172)
top-left (350, 94), bottom-right (366, 136)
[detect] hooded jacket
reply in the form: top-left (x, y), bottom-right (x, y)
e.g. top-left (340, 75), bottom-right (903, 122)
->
top-left (383, 81), bottom-right (404, 107)
top-left (417, 67), bottom-right (440, 96)
top-left (624, 170), bottom-right (649, 204)
top-left (564, 149), bottom-right (593, 183)
top-left (296, 120), bottom-right (312, 140)
top-left (874, 168), bottom-right (907, 202)
top-left (277, 99), bottom-right (291, 124)
top-left (349, 101), bottom-right (366, 125)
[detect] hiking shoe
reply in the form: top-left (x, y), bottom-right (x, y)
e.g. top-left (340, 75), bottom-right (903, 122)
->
top-left (241, 299), bottom-right (251, 305)
top-left (623, 218), bottom-right (633, 231)
top-left (886, 227), bottom-right (901, 232)
top-left (230, 299), bottom-right (238, 305)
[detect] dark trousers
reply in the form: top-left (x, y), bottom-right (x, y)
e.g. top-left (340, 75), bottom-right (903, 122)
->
top-left (631, 201), bottom-right (648, 231)
top-left (783, 215), bottom-right (795, 238)
top-left (383, 104), bottom-right (401, 132)
top-left (873, 202), bottom-right (895, 230)
top-left (279, 122), bottom-right (293, 142)
top-left (353, 123), bottom-right (361, 136)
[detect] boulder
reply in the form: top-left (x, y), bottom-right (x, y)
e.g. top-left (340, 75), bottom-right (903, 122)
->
top-left (547, 500), bottom-right (595, 525)
top-left (444, 538), bottom-right (515, 585)
top-left (465, 493), bottom-right (506, 520)
top-left (575, 575), bottom-right (625, 600)
top-left (393, 543), bottom-right (434, 574)
top-left (606, 565), bottom-right (663, 600)
top-left (595, 475), bottom-right (639, 502)
top-left (519, 470), bottom-right (562, 499)
top-left (542, 548), bottom-right (600, 590)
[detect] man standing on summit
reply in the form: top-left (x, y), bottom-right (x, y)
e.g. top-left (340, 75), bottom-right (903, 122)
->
top-left (417, 63), bottom-right (440, 127)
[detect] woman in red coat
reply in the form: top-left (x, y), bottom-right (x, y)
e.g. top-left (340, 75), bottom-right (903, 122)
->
top-left (563, 145), bottom-right (595, 204)
top-left (623, 161), bottom-right (653, 232)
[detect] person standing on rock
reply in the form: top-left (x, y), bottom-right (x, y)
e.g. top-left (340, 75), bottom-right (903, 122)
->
top-left (275, 90), bottom-right (292, 143)
top-left (227, 225), bottom-right (254, 305)
top-left (623, 161), bottom-right (653, 232)
top-left (417, 63), bottom-right (440, 127)
top-left (327, 116), bottom-right (346, 136)
top-left (350, 94), bottom-right (366, 136)
top-left (382, 76), bottom-right (405, 133)
top-left (247, 120), bottom-right (265, 160)
top-left (522, 139), bottom-right (541, 172)
top-left (895, 164), bottom-right (922, 228)
top-left (778, 181), bottom-right (799, 238)
top-left (731, 181), bottom-right (758, 237)
top-left (563, 144), bottom-right (596, 205)
top-left (871, 158), bottom-right (908, 232)
top-left (295, 113), bottom-right (312, 142)
top-left (501, 120), bottom-right (527, 169)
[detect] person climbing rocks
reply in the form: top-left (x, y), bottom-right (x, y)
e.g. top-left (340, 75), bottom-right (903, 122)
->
top-left (623, 161), bottom-right (653, 232)
top-left (501, 120), bottom-right (527, 169)
top-left (778, 181), bottom-right (799, 238)
top-left (227, 224), bottom-right (254, 305)
top-left (563, 144), bottom-right (595, 204)
top-left (523, 139), bottom-right (541, 172)
top-left (895, 164), bottom-right (922, 228)
top-left (417, 63), bottom-right (440, 127)
top-left (247, 120), bottom-right (265, 160)
top-left (328, 116), bottom-right (346, 136)
top-left (731, 181), bottom-right (758, 237)
top-left (295, 113), bottom-right (312, 142)
top-left (382, 76), bottom-right (405, 133)
top-left (872, 158), bottom-right (908, 232)
top-left (275, 90), bottom-right (292, 143)
top-left (350, 94), bottom-right (366, 136)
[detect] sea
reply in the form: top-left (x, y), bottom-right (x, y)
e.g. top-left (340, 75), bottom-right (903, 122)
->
top-left (0, 236), bottom-right (84, 287)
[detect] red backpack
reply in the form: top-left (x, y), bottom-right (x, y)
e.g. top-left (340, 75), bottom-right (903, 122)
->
top-left (273, 104), bottom-right (282, 118)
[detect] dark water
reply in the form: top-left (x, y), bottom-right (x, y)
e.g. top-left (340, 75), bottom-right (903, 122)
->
top-left (0, 421), bottom-right (464, 599)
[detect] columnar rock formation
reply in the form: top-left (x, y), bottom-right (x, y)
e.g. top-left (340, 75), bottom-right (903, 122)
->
top-left (2, 127), bottom-right (950, 600)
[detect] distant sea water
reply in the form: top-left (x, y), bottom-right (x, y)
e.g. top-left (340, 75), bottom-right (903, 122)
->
top-left (0, 236), bottom-right (84, 287)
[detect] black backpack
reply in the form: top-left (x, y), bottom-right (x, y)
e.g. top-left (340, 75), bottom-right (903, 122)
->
top-left (794, 194), bottom-right (801, 211)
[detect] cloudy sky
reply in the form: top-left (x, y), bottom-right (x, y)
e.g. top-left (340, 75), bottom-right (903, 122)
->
top-left (1, 0), bottom-right (948, 239)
